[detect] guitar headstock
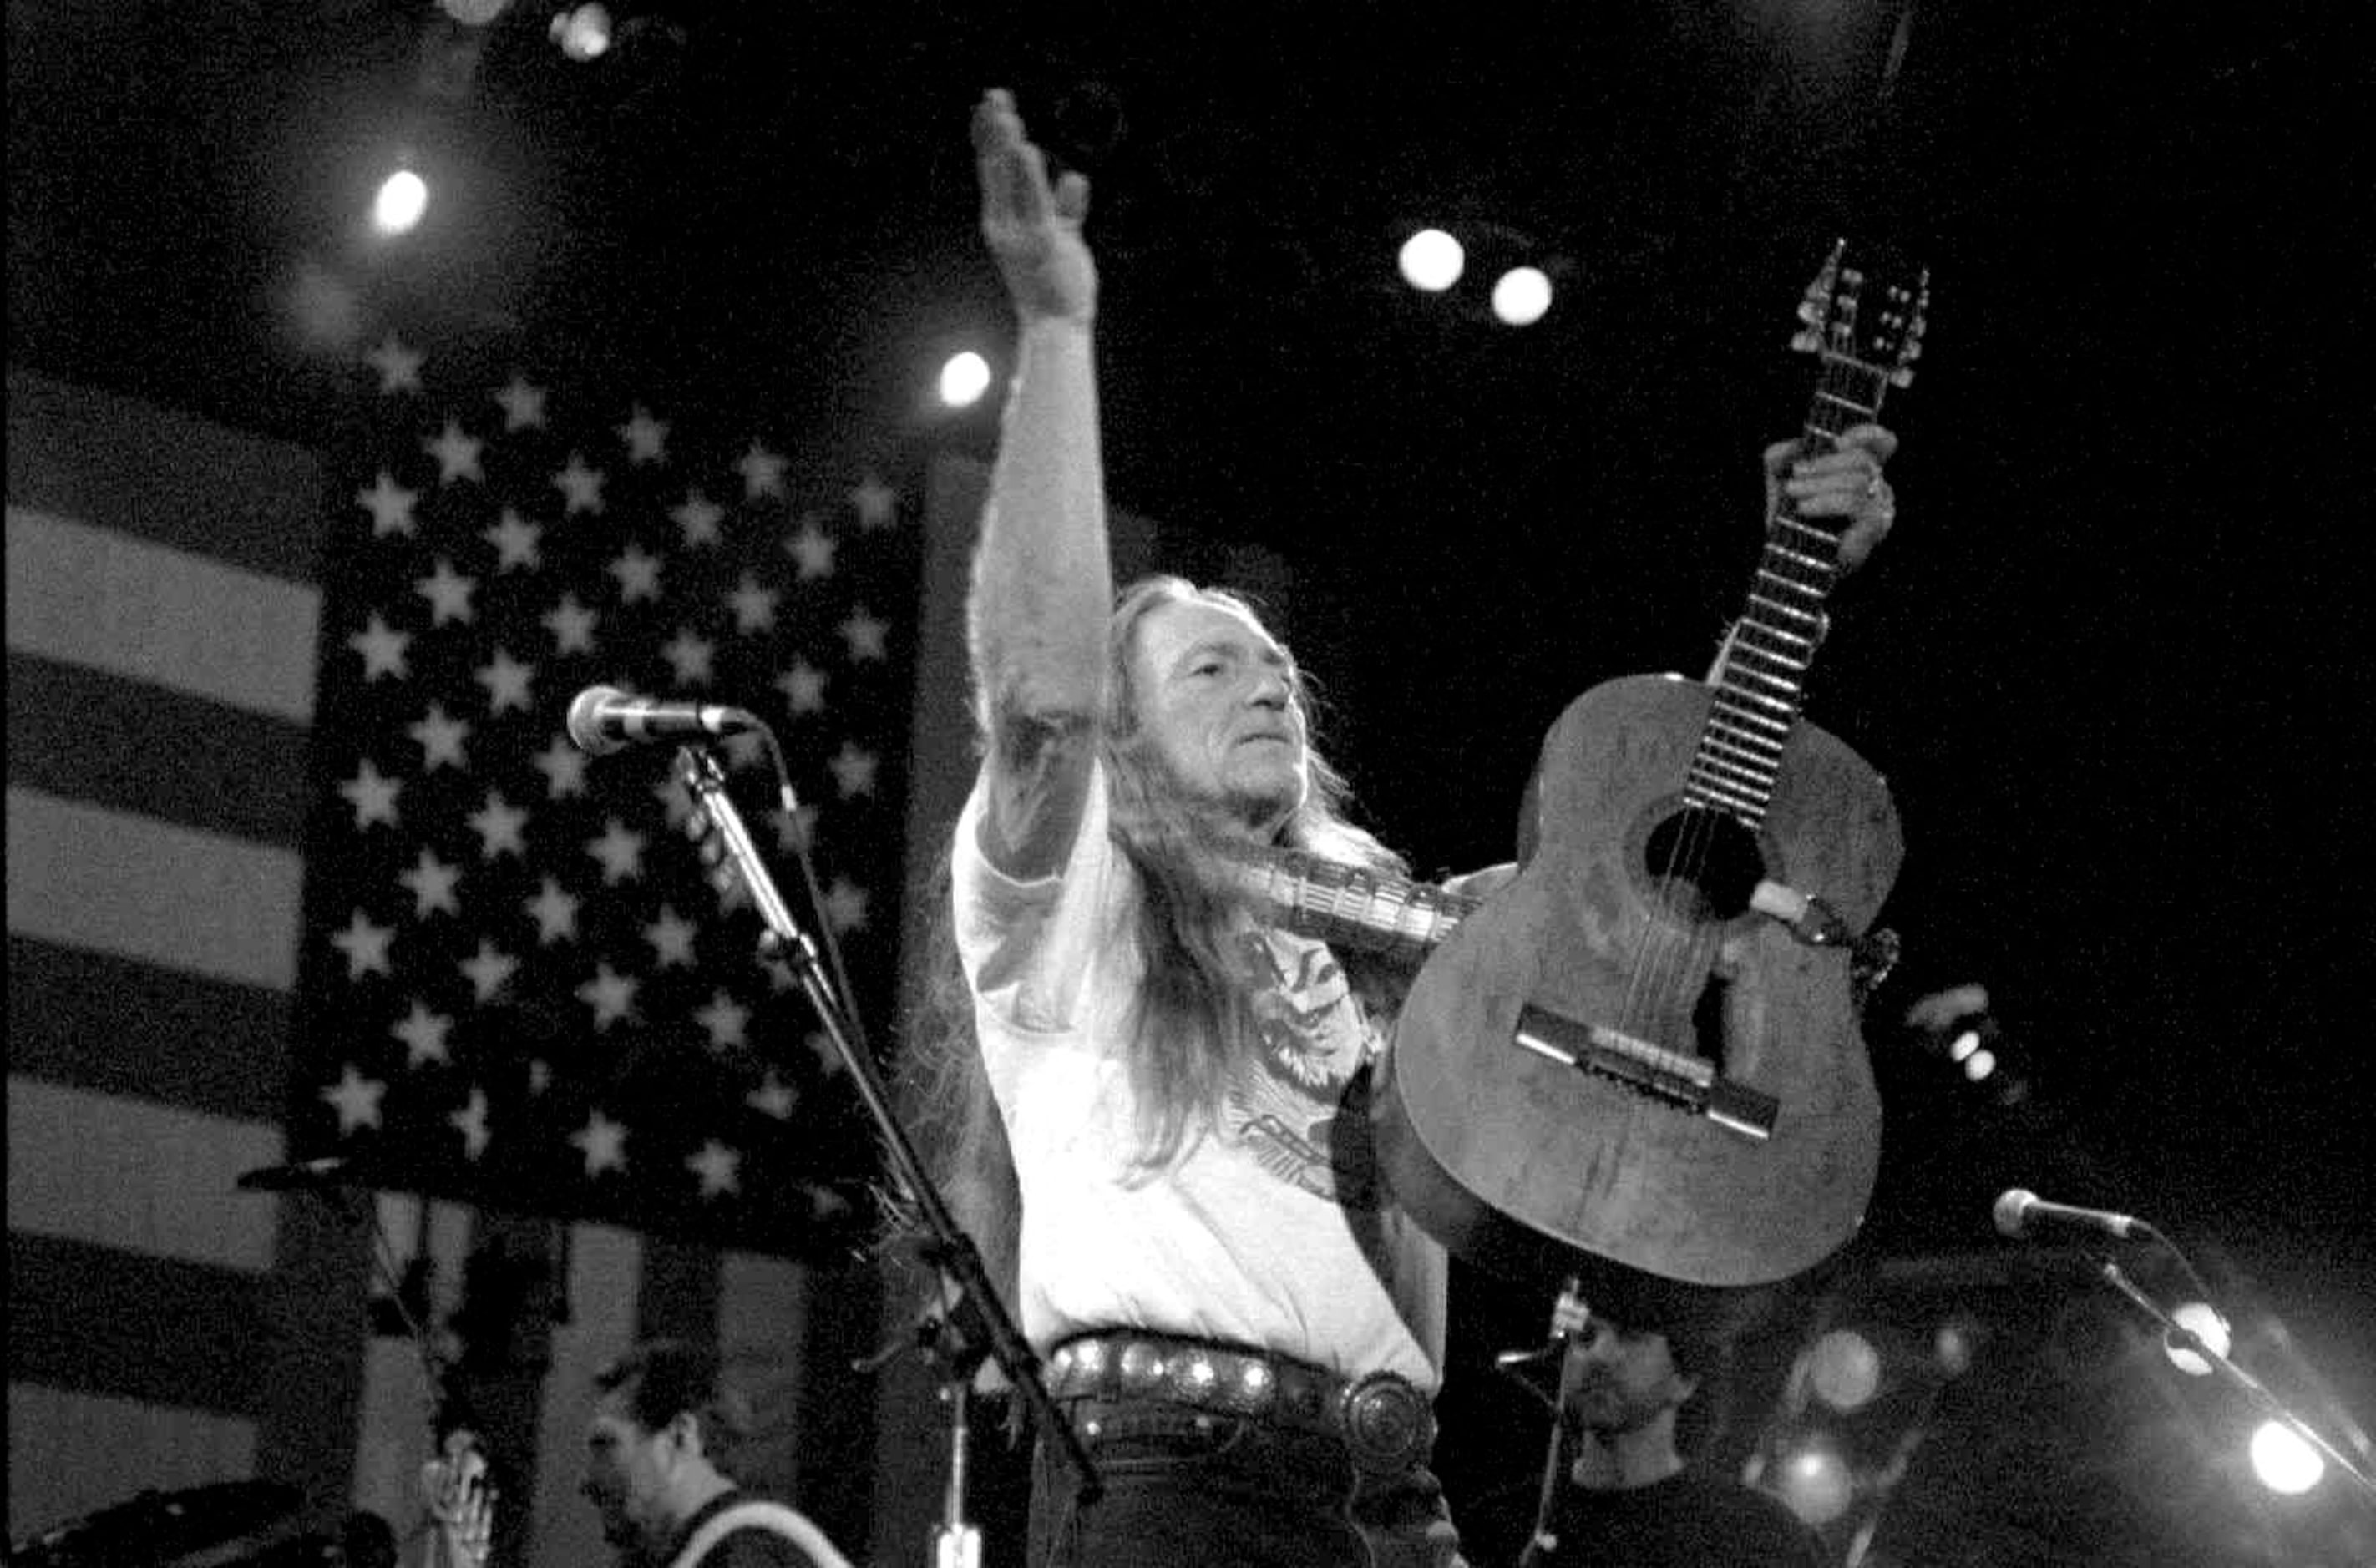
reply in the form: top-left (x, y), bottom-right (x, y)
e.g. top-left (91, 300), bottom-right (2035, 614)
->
top-left (1791, 240), bottom-right (1929, 389)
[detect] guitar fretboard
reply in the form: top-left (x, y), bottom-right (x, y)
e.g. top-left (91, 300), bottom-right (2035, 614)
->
top-left (1687, 350), bottom-right (1895, 829)
top-left (1224, 845), bottom-right (1476, 964)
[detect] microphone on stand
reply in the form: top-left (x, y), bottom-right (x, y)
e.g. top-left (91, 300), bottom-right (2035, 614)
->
top-left (565, 685), bottom-right (757, 756)
top-left (1992, 1187), bottom-right (2153, 1242)
top-left (236, 1156), bottom-right (364, 1192)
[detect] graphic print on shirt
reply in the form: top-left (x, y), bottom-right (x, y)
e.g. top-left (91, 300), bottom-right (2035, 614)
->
top-left (1223, 929), bottom-right (1386, 1209)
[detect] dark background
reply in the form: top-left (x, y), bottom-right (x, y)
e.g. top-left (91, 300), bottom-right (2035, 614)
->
top-left (13, 0), bottom-right (2371, 1550)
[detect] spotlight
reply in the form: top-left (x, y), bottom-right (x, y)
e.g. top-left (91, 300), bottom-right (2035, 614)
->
top-left (1774, 1436), bottom-right (1856, 1525)
top-left (1397, 228), bottom-right (1465, 292)
top-left (1807, 1328), bottom-right (1883, 1413)
top-left (372, 167), bottom-right (429, 235)
top-left (1491, 265), bottom-right (1553, 326)
top-left (938, 351), bottom-right (993, 409)
top-left (2248, 1419), bottom-right (2325, 1495)
top-left (550, 3), bottom-right (612, 60)
top-left (2161, 1301), bottom-right (2231, 1377)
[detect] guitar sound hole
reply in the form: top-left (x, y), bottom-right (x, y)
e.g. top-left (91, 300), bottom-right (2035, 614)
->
top-left (1640, 806), bottom-right (1766, 923)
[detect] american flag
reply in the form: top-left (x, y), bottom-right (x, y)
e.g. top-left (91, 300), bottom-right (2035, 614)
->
top-left (285, 332), bottom-right (911, 1257)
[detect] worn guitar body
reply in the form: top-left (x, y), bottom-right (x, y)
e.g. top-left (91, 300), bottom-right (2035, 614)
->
top-left (1378, 672), bottom-right (1902, 1288)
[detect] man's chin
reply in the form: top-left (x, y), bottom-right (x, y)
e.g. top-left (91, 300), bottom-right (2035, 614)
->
top-left (1226, 773), bottom-right (1307, 832)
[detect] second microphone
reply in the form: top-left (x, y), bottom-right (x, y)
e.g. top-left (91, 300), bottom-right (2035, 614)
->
top-left (566, 685), bottom-right (759, 756)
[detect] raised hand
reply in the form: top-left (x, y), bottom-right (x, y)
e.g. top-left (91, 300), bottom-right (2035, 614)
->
top-left (421, 1429), bottom-right (495, 1568)
top-left (972, 88), bottom-right (1096, 325)
top-left (1764, 422), bottom-right (1900, 574)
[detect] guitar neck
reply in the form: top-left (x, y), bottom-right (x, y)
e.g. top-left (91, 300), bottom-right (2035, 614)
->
top-left (1689, 350), bottom-right (1895, 829)
top-left (1225, 845), bottom-right (1477, 964)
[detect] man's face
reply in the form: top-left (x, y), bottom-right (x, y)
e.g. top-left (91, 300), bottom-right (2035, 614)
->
top-left (580, 1393), bottom-right (678, 1556)
top-left (1129, 598), bottom-right (1309, 833)
top-left (1564, 1323), bottom-right (1695, 1436)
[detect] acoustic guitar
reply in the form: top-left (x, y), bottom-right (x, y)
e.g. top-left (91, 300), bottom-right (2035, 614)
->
top-left (1314, 245), bottom-right (1926, 1287)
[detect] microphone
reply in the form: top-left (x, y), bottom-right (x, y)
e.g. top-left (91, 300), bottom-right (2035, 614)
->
top-left (235, 1156), bottom-right (363, 1192)
top-left (565, 685), bottom-right (757, 756)
top-left (1992, 1187), bottom-right (2151, 1242)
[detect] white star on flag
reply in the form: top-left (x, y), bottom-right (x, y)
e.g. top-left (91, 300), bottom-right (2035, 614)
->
top-left (340, 761), bottom-right (403, 829)
top-left (323, 1065), bottom-right (388, 1134)
top-left (416, 559), bottom-right (479, 625)
top-left (495, 374), bottom-right (547, 431)
top-left (425, 419), bottom-right (485, 483)
top-left (672, 489), bottom-right (724, 548)
top-left (484, 509), bottom-right (542, 571)
top-left (393, 1000), bottom-right (455, 1067)
top-left (737, 441), bottom-right (788, 499)
top-left (450, 1089), bottom-right (492, 1160)
top-left (571, 1110), bottom-right (629, 1176)
top-left (357, 473), bottom-right (419, 538)
top-left (687, 1141), bottom-right (742, 1198)
top-left (840, 606), bottom-right (889, 661)
top-left (399, 847), bottom-right (464, 919)
top-left (367, 336), bottom-right (425, 394)
top-left (849, 472), bottom-right (898, 529)
top-left (348, 614), bottom-right (413, 680)
top-left (619, 406), bottom-right (670, 464)
top-left (409, 705), bottom-right (472, 771)
top-left (331, 911), bottom-right (396, 979)
top-left (553, 453), bottom-right (607, 515)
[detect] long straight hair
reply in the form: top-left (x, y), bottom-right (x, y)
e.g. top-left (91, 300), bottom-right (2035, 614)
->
top-left (901, 576), bottom-right (1409, 1317)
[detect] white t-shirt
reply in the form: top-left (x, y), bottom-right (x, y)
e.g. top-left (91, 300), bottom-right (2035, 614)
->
top-left (953, 760), bottom-right (1446, 1389)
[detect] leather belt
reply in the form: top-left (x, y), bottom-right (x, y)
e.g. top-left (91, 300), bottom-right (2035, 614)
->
top-left (1045, 1329), bottom-right (1436, 1477)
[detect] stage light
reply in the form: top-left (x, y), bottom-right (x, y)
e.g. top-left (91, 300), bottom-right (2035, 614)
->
top-left (1963, 1047), bottom-right (1996, 1081)
top-left (439, 0), bottom-right (510, 22)
top-left (938, 351), bottom-right (993, 409)
top-left (372, 168), bottom-right (429, 235)
top-left (551, 4), bottom-right (612, 60)
top-left (1808, 1328), bottom-right (1883, 1413)
top-left (2248, 1419), bottom-right (2324, 1495)
top-left (2161, 1301), bottom-right (2231, 1377)
top-left (1491, 266), bottom-right (1553, 326)
top-left (1398, 228), bottom-right (1464, 292)
top-left (1947, 1027), bottom-right (1979, 1062)
top-left (1775, 1437), bottom-right (1856, 1525)
top-left (1933, 1318), bottom-right (1978, 1378)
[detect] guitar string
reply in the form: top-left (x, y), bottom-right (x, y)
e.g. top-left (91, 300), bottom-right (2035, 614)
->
top-left (1619, 341), bottom-right (1868, 1100)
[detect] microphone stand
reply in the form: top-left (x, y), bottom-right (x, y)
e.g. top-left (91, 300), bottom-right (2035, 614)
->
top-left (674, 748), bottom-right (1102, 1563)
top-left (2095, 1257), bottom-right (2376, 1508)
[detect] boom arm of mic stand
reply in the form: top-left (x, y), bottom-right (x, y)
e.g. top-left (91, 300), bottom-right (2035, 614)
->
top-left (674, 749), bottom-right (1102, 1516)
top-left (2096, 1259), bottom-right (2376, 1508)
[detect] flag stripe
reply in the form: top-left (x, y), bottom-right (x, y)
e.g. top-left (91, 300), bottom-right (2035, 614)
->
top-left (7, 786), bottom-right (303, 991)
top-left (7, 935), bottom-right (291, 1122)
top-left (716, 1251), bottom-right (812, 1499)
top-left (5, 504), bottom-right (321, 725)
top-left (7, 1384), bottom-right (258, 1537)
top-left (7, 1076), bottom-right (283, 1271)
top-left (6, 650), bottom-right (312, 847)
top-left (346, 1193), bottom-right (479, 1532)
top-left (8, 1230), bottom-right (273, 1418)
top-left (529, 1224), bottom-right (643, 1568)
top-left (636, 1236), bottom-right (724, 1345)
top-left (4, 372), bottom-right (365, 1543)
top-left (5, 367), bottom-right (327, 583)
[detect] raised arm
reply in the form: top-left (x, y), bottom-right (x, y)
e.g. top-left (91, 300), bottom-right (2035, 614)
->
top-left (966, 89), bottom-right (1112, 880)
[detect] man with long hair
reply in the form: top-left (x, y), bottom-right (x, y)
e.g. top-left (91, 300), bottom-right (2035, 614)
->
top-left (912, 88), bottom-right (1901, 1566)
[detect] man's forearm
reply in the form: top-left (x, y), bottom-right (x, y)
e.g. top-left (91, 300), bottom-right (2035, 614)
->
top-left (968, 316), bottom-right (1113, 739)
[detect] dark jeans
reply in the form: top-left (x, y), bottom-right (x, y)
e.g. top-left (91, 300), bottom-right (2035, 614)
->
top-left (1026, 1395), bottom-right (1467, 1568)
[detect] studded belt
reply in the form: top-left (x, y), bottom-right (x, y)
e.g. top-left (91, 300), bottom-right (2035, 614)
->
top-left (1044, 1328), bottom-right (1436, 1477)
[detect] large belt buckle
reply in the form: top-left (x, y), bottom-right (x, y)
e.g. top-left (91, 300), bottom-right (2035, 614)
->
top-left (1336, 1371), bottom-right (1431, 1476)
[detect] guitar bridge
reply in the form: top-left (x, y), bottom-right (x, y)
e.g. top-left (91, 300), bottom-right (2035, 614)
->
top-left (1512, 1004), bottom-right (1777, 1141)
